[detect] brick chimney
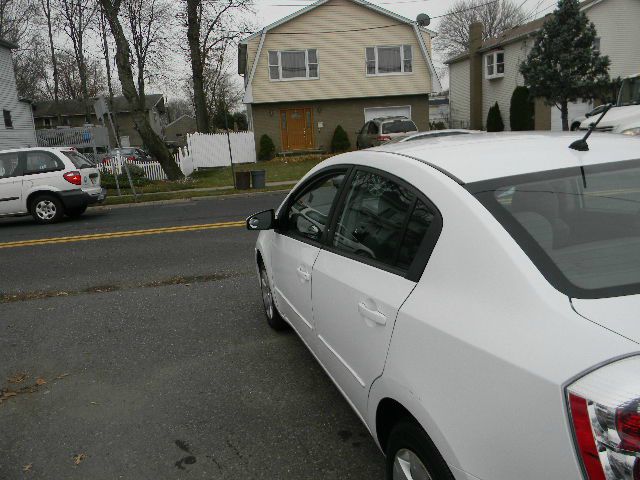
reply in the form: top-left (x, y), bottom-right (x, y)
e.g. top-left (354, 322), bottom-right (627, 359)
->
top-left (469, 22), bottom-right (484, 130)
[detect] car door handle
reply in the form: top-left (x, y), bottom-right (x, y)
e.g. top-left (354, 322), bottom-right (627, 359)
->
top-left (358, 302), bottom-right (387, 326)
top-left (296, 266), bottom-right (311, 282)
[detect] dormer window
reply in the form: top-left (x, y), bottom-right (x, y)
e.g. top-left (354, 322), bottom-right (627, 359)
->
top-left (269, 49), bottom-right (319, 81)
top-left (485, 51), bottom-right (504, 79)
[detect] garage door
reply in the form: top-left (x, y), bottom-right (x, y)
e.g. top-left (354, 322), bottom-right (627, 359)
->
top-left (364, 105), bottom-right (411, 122)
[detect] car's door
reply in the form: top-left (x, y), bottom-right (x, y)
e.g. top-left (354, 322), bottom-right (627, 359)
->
top-left (0, 151), bottom-right (24, 215)
top-left (312, 167), bottom-right (442, 417)
top-left (366, 121), bottom-right (379, 147)
top-left (21, 151), bottom-right (65, 195)
top-left (270, 168), bottom-right (348, 347)
top-left (356, 123), bottom-right (369, 149)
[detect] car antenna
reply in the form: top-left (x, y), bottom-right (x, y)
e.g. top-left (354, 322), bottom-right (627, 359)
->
top-left (569, 103), bottom-right (613, 151)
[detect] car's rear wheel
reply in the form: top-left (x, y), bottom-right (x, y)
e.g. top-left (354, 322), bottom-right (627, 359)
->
top-left (386, 421), bottom-right (454, 480)
top-left (31, 194), bottom-right (64, 224)
top-left (66, 205), bottom-right (87, 218)
top-left (259, 264), bottom-right (288, 330)
top-left (571, 122), bottom-right (581, 131)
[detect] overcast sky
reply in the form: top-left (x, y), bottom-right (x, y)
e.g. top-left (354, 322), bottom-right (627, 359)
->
top-left (247, 0), bottom-right (559, 90)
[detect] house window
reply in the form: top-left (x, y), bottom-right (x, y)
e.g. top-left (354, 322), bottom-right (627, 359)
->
top-left (3, 110), bottom-right (13, 129)
top-left (485, 51), bottom-right (505, 79)
top-left (593, 37), bottom-right (601, 53)
top-left (268, 49), bottom-right (319, 81)
top-left (365, 45), bottom-right (412, 75)
top-left (44, 118), bottom-right (51, 127)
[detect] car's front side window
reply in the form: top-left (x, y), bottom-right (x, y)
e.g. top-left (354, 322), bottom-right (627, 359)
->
top-left (284, 172), bottom-right (345, 242)
top-left (331, 170), bottom-right (417, 268)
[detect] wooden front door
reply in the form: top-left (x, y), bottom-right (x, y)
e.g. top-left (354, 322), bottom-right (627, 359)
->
top-left (280, 107), bottom-right (314, 151)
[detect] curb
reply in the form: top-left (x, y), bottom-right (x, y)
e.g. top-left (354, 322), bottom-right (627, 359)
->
top-left (91, 188), bottom-right (292, 210)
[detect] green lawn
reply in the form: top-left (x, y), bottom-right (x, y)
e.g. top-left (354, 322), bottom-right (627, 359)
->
top-left (105, 155), bottom-right (330, 196)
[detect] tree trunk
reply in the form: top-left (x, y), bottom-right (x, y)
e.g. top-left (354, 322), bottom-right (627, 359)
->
top-left (42, 0), bottom-right (60, 124)
top-left (100, 6), bottom-right (120, 142)
top-left (99, 0), bottom-right (183, 180)
top-left (186, 0), bottom-right (210, 133)
top-left (561, 100), bottom-right (569, 131)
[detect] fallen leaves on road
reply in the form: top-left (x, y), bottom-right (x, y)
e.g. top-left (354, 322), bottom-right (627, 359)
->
top-left (73, 453), bottom-right (86, 465)
top-left (22, 464), bottom-right (32, 472)
top-left (0, 373), bottom-right (70, 406)
top-left (7, 372), bottom-right (27, 384)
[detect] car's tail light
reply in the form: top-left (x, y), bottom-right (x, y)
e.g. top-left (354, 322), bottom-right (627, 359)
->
top-left (376, 135), bottom-right (391, 142)
top-left (63, 171), bottom-right (82, 185)
top-left (102, 157), bottom-right (111, 164)
top-left (127, 155), bottom-right (136, 161)
top-left (567, 356), bottom-right (640, 479)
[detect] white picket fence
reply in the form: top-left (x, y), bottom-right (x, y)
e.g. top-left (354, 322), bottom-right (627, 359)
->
top-left (187, 131), bottom-right (256, 169)
top-left (98, 156), bottom-right (174, 181)
top-left (95, 131), bottom-right (254, 182)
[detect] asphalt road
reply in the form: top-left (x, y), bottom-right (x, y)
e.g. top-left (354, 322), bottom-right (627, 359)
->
top-left (0, 193), bottom-right (385, 479)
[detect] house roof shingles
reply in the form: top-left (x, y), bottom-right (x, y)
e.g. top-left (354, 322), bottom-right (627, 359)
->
top-left (33, 94), bottom-right (165, 118)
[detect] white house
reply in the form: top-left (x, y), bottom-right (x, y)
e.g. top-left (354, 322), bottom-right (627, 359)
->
top-left (446, 0), bottom-right (640, 131)
top-left (0, 38), bottom-right (37, 150)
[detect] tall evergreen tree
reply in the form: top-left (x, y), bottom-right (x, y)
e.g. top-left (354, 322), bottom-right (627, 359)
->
top-left (519, 0), bottom-right (610, 131)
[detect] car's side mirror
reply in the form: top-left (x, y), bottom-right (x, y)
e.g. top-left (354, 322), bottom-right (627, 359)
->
top-left (246, 209), bottom-right (276, 231)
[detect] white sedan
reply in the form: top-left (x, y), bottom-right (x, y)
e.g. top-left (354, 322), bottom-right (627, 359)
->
top-left (247, 132), bottom-right (640, 480)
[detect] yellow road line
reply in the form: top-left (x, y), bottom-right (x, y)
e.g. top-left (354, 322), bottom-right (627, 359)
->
top-left (0, 220), bottom-right (246, 249)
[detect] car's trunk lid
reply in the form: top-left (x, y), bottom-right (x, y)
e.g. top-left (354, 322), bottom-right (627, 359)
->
top-left (572, 295), bottom-right (640, 344)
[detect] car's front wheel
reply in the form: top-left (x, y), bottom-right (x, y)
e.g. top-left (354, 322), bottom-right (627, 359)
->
top-left (31, 194), bottom-right (64, 224)
top-left (386, 421), bottom-right (454, 480)
top-left (259, 264), bottom-right (288, 330)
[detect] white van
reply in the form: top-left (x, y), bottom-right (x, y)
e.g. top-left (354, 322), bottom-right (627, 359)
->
top-left (0, 147), bottom-right (106, 224)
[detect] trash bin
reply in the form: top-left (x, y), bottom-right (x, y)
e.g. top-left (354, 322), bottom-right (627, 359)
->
top-left (235, 171), bottom-right (251, 190)
top-left (251, 169), bottom-right (266, 189)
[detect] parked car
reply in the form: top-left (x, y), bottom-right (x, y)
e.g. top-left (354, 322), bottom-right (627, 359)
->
top-left (0, 147), bottom-right (105, 223)
top-left (570, 104), bottom-right (609, 131)
top-left (356, 116), bottom-right (418, 149)
top-left (384, 129), bottom-right (484, 144)
top-left (247, 132), bottom-right (640, 479)
top-left (102, 147), bottom-right (152, 164)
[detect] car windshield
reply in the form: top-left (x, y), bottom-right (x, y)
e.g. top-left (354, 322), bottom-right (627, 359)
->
top-left (62, 151), bottom-right (94, 169)
top-left (618, 77), bottom-right (640, 107)
top-left (382, 120), bottom-right (418, 134)
top-left (469, 159), bottom-right (640, 298)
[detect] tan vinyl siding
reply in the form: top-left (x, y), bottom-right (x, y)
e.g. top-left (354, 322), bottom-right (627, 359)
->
top-left (246, 35), bottom-right (261, 79)
top-left (249, 0), bottom-right (432, 104)
top-left (588, 0), bottom-right (640, 78)
top-left (449, 60), bottom-right (471, 129)
top-left (0, 46), bottom-right (37, 150)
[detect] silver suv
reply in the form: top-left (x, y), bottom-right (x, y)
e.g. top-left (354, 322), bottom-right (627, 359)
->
top-left (355, 116), bottom-right (418, 149)
top-left (0, 147), bottom-right (106, 224)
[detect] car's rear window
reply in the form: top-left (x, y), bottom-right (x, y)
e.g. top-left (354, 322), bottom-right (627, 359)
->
top-left (62, 151), bottom-right (94, 168)
top-left (469, 159), bottom-right (640, 298)
top-left (382, 120), bottom-right (418, 134)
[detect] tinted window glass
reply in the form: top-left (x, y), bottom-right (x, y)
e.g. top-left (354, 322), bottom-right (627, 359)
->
top-left (382, 120), bottom-right (418, 134)
top-left (62, 151), bottom-right (93, 168)
top-left (367, 122), bottom-right (378, 134)
top-left (25, 152), bottom-right (62, 173)
top-left (472, 160), bottom-right (640, 297)
top-left (397, 200), bottom-right (435, 269)
top-left (0, 152), bottom-right (20, 178)
top-left (333, 170), bottom-right (415, 267)
top-left (287, 173), bottom-right (344, 241)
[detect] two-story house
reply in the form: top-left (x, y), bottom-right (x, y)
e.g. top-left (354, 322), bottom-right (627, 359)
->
top-left (0, 38), bottom-right (37, 151)
top-left (446, 0), bottom-right (640, 131)
top-left (238, 0), bottom-right (441, 154)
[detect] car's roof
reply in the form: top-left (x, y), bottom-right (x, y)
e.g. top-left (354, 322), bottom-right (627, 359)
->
top-left (372, 116), bottom-right (411, 122)
top-left (0, 147), bottom-right (74, 154)
top-left (372, 132), bottom-right (640, 184)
